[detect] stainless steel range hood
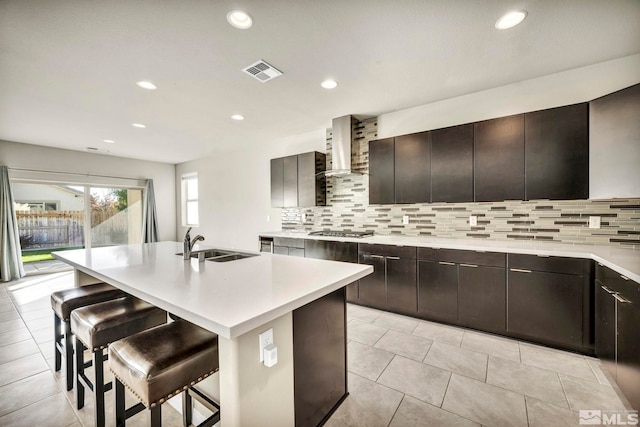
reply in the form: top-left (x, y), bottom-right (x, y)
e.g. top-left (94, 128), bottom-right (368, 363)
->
top-left (324, 115), bottom-right (364, 176)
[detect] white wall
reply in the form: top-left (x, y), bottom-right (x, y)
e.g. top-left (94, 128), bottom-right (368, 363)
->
top-left (177, 55), bottom-right (640, 248)
top-left (0, 140), bottom-right (176, 241)
top-left (175, 129), bottom-right (325, 251)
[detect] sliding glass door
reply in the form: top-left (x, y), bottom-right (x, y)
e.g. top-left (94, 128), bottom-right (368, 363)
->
top-left (89, 187), bottom-right (142, 247)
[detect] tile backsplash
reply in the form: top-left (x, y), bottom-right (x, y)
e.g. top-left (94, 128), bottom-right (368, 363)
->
top-left (282, 117), bottom-right (640, 248)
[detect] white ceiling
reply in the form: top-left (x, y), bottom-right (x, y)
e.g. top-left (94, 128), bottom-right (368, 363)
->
top-left (1, 0), bottom-right (639, 164)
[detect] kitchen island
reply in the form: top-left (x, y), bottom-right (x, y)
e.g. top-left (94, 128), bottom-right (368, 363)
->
top-left (53, 241), bottom-right (373, 427)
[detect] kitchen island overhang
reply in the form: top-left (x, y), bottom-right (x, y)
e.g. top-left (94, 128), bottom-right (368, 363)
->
top-left (53, 241), bottom-right (373, 426)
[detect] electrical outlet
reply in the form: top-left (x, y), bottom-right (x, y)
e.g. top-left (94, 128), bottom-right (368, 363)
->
top-left (589, 216), bottom-right (601, 229)
top-left (402, 215), bottom-right (409, 225)
top-left (259, 328), bottom-right (274, 362)
top-left (301, 213), bottom-right (306, 223)
top-left (469, 215), bottom-right (478, 226)
top-left (266, 215), bottom-right (270, 222)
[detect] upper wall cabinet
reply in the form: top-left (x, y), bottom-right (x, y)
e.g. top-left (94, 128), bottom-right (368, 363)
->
top-left (431, 124), bottom-right (474, 203)
top-left (369, 132), bottom-right (431, 204)
top-left (525, 103), bottom-right (589, 200)
top-left (369, 137), bottom-right (395, 204)
top-left (589, 83), bottom-right (640, 199)
top-left (474, 114), bottom-right (525, 202)
top-left (271, 152), bottom-right (326, 207)
top-left (395, 132), bottom-right (431, 204)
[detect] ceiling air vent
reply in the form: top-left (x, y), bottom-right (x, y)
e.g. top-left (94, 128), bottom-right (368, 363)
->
top-left (242, 60), bottom-right (282, 83)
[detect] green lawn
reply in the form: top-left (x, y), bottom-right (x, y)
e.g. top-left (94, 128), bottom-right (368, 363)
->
top-left (21, 247), bottom-right (83, 264)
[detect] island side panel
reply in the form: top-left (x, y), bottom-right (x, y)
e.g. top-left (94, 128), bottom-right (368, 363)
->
top-left (74, 268), bottom-right (104, 287)
top-left (218, 312), bottom-right (295, 427)
top-left (293, 288), bottom-right (347, 427)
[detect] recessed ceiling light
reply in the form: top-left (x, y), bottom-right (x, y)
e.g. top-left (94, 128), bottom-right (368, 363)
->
top-left (231, 114), bottom-right (245, 121)
top-left (227, 10), bottom-right (252, 29)
top-left (136, 81), bottom-right (157, 90)
top-left (132, 123), bottom-right (146, 128)
top-left (103, 139), bottom-right (115, 143)
top-left (321, 79), bottom-right (338, 89)
top-left (495, 10), bottom-right (527, 29)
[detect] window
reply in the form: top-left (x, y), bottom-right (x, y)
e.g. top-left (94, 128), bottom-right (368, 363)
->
top-left (181, 173), bottom-right (199, 226)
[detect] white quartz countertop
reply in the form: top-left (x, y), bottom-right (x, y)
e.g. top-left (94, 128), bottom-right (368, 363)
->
top-left (52, 242), bottom-right (372, 339)
top-left (260, 232), bottom-right (640, 283)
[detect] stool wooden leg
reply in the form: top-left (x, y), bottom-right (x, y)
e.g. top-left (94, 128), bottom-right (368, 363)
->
top-left (150, 405), bottom-right (162, 427)
top-left (64, 320), bottom-right (74, 391)
top-left (115, 379), bottom-right (126, 427)
top-left (75, 337), bottom-right (85, 410)
top-left (182, 390), bottom-right (193, 427)
top-left (94, 348), bottom-right (106, 427)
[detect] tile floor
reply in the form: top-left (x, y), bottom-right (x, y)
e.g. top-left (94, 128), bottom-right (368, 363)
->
top-left (0, 272), bottom-right (633, 427)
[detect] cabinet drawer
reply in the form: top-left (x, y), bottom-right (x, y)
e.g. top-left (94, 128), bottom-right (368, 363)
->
top-left (417, 248), bottom-right (505, 267)
top-left (508, 254), bottom-right (589, 275)
top-left (358, 243), bottom-right (416, 259)
top-left (273, 237), bottom-right (305, 249)
top-left (597, 264), bottom-right (640, 307)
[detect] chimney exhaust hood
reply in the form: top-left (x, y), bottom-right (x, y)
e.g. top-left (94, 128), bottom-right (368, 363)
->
top-left (324, 115), bottom-right (364, 176)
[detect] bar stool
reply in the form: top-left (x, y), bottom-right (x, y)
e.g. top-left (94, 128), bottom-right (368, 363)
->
top-left (71, 296), bottom-right (167, 427)
top-left (109, 319), bottom-right (220, 427)
top-left (51, 283), bottom-right (126, 390)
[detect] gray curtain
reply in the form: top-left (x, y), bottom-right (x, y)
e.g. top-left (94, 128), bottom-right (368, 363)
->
top-left (141, 179), bottom-right (159, 243)
top-left (0, 166), bottom-right (25, 281)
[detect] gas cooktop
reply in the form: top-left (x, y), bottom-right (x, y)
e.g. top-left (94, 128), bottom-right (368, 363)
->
top-left (308, 230), bottom-right (374, 238)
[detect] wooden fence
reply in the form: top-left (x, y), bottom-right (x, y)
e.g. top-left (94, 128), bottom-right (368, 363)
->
top-left (17, 210), bottom-right (131, 249)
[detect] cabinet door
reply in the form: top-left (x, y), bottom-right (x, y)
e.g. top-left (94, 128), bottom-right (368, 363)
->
top-left (297, 152), bottom-right (326, 207)
top-left (617, 299), bottom-right (640, 411)
top-left (395, 132), bottom-right (430, 204)
top-left (283, 155), bottom-right (298, 207)
top-left (525, 103), bottom-right (589, 200)
top-left (386, 257), bottom-right (417, 314)
top-left (418, 260), bottom-right (458, 321)
top-left (274, 245), bottom-right (289, 255)
top-left (270, 157), bottom-right (284, 207)
top-left (458, 265), bottom-right (505, 333)
top-left (595, 281), bottom-right (616, 379)
top-left (431, 124), bottom-right (474, 202)
top-left (369, 138), bottom-right (395, 204)
top-left (358, 254), bottom-right (386, 308)
top-left (507, 269), bottom-right (583, 348)
top-left (474, 114), bottom-right (525, 201)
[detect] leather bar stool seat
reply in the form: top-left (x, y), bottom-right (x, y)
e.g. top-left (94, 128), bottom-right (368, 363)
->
top-left (71, 296), bottom-right (167, 427)
top-left (50, 283), bottom-right (125, 390)
top-left (109, 319), bottom-right (220, 427)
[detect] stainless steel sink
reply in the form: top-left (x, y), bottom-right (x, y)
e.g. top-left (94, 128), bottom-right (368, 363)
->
top-left (176, 249), bottom-right (258, 262)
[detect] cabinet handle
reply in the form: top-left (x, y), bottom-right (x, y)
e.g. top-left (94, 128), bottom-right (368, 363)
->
top-left (386, 256), bottom-right (400, 260)
top-left (613, 294), bottom-right (629, 304)
top-left (600, 285), bottom-right (615, 294)
top-left (439, 261), bottom-right (456, 266)
top-left (536, 255), bottom-right (550, 258)
top-left (510, 268), bottom-right (532, 273)
top-left (460, 263), bottom-right (478, 268)
top-left (370, 255), bottom-right (384, 259)
top-left (620, 275), bottom-right (630, 281)
top-left (474, 250), bottom-right (486, 253)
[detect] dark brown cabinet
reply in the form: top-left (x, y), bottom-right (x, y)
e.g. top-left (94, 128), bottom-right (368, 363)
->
top-left (525, 103), bottom-right (589, 200)
top-left (431, 124), bottom-right (474, 202)
top-left (506, 254), bottom-right (592, 351)
top-left (418, 260), bottom-right (458, 322)
top-left (368, 138), bottom-right (395, 205)
top-left (417, 248), bottom-right (506, 329)
top-left (305, 239), bottom-right (359, 302)
top-left (270, 152), bottom-right (326, 207)
top-left (474, 114), bottom-right (524, 201)
top-left (394, 132), bottom-right (430, 204)
top-left (358, 244), bottom-right (417, 313)
top-left (595, 263), bottom-right (640, 411)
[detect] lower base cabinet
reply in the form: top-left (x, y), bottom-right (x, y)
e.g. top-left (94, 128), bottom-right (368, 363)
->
top-left (458, 265), bottom-right (505, 333)
top-left (417, 260), bottom-right (458, 322)
top-left (595, 263), bottom-right (640, 411)
top-left (386, 257), bottom-right (417, 314)
top-left (357, 254), bottom-right (386, 307)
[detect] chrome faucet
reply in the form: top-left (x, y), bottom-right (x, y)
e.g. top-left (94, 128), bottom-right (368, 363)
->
top-left (183, 227), bottom-right (205, 260)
